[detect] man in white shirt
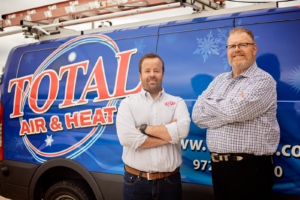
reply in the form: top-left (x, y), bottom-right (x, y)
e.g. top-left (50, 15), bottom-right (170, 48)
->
top-left (116, 53), bottom-right (190, 200)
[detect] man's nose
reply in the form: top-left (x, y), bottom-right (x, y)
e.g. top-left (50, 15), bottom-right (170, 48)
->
top-left (149, 71), bottom-right (155, 77)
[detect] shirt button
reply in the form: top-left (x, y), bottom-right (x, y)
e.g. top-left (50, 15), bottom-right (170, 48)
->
top-left (209, 141), bottom-right (211, 143)
top-left (228, 85), bottom-right (231, 88)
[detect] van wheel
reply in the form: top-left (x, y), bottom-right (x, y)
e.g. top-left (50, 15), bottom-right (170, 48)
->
top-left (44, 180), bottom-right (95, 200)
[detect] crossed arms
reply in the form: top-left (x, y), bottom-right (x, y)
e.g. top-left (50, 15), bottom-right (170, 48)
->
top-left (192, 75), bottom-right (277, 129)
top-left (137, 119), bottom-right (177, 148)
top-left (116, 98), bottom-right (190, 149)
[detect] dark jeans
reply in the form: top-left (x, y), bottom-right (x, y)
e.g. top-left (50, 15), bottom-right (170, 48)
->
top-left (211, 155), bottom-right (274, 200)
top-left (123, 170), bottom-right (182, 200)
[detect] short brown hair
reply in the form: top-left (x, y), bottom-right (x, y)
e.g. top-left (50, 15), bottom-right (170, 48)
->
top-left (138, 53), bottom-right (165, 73)
top-left (228, 28), bottom-right (255, 43)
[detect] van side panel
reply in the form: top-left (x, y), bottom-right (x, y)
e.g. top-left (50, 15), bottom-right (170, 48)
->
top-left (1, 26), bottom-right (159, 200)
top-left (3, 33), bottom-right (158, 171)
top-left (1, 6), bottom-right (300, 200)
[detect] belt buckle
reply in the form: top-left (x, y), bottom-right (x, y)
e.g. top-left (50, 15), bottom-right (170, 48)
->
top-left (236, 156), bottom-right (243, 161)
top-left (211, 153), bottom-right (219, 162)
top-left (147, 173), bottom-right (155, 180)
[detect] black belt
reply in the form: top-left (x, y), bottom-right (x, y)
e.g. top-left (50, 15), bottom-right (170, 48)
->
top-left (211, 153), bottom-right (270, 162)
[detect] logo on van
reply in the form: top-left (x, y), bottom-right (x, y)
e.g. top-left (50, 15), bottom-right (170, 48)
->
top-left (7, 34), bottom-right (142, 163)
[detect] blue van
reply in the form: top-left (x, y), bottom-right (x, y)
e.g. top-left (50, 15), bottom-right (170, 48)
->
top-left (0, 2), bottom-right (300, 200)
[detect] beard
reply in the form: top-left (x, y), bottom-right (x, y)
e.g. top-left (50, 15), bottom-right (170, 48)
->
top-left (230, 56), bottom-right (254, 71)
top-left (141, 77), bottom-right (162, 94)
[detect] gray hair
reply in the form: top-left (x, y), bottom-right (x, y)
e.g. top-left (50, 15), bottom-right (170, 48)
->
top-left (227, 28), bottom-right (255, 43)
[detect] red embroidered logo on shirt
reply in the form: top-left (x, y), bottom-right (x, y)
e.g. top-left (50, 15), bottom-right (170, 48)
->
top-left (164, 101), bottom-right (176, 107)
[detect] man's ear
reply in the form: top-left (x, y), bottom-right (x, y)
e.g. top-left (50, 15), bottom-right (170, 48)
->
top-left (162, 72), bottom-right (164, 81)
top-left (253, 44), bottom-right (258, 56)
top-left (139, 72), bottom-right (142, 82)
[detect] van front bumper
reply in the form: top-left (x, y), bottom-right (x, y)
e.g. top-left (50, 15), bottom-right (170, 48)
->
top-left (0, 159), bottom-right (39, 200)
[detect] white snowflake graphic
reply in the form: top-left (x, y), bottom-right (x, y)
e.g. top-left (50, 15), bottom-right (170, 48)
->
top-left (134, 39), bottom-right (147, 54)
top-left (289, 66), bottom-right (300, 94)
top-left (193, 30), bottom-right (221, 62)
top-left (217, 28), bottom-right (229, 71)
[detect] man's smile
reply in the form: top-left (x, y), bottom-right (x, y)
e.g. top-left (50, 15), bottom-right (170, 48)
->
top-left (233, 55), bottom-right (244, 58)
top-left (148, 79), bottom-right (157, 84)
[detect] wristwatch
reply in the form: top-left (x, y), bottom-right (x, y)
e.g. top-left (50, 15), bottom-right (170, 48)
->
top-left (140, 124), bottom-right (148, 135)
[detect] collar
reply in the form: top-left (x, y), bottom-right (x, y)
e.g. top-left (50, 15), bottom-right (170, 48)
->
top-left (226, 62), bottom-right (258, 79)
top-left (140, 88), bottom-right (165, 100)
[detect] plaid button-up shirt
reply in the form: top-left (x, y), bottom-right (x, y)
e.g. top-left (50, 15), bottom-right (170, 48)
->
top-left (192, 62), bottom-right (280, 155)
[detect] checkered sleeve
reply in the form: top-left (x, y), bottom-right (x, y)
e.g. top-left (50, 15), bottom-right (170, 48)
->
top-left (192, 75), bottom-right (224, 129)
top-left (203, 76), bottom-right (277, 123)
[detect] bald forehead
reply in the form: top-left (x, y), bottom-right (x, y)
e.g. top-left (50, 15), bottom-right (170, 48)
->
top-left (227, 32), bottom-right (254, 44)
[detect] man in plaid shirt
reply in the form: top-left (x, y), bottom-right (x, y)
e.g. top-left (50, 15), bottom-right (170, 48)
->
top-left (192, 28), bottom-right (280, 200)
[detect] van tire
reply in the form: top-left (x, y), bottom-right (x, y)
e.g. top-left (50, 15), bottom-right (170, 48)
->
top-left (44, 180), bottom-right (95, 200)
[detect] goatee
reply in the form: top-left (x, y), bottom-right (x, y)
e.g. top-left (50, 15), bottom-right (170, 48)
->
top-left (230, 58), bottom-right (254, 71)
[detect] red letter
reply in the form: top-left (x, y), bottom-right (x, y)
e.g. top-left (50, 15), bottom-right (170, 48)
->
top-left (77, 57), bottom-right (110, 105)
top-left (8, 75), bottom-right (32, 118)
top-left (34, 117), bottom-right (47, 133)
top-left (112, 49), bottom-right (142, 98)
top-left (58, 61), bottom-right (89, 108)
top-left (49, 116), bottom-right (63, 132)
top-left (92, 108), bottom-right (107, 125)
top-left (65, 112), bottom-right (79, 129)
top-left (29, 70), bottom-right (59, 114)
top-left (20, 120), bottom-right (31, 136)
top-left (29, 119), bottom-right (35, 133)
top-left (79, 109), bottom-right (93, 128)
top-left (103, 106), bottom-right (117, 124)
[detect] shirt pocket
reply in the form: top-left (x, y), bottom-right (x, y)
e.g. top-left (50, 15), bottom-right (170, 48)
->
top-left (209, 84), bottom-right (227, 99)
top-left (163, 107), bottom-right (175, 124)
top-left (229, 82), bottom-right (248, 98)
